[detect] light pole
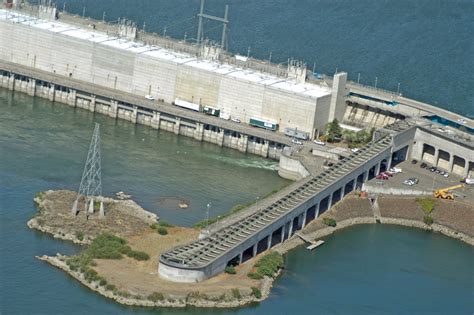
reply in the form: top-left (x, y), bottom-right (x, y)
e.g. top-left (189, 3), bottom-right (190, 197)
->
top-left (374, 76), bottom-right (378, 89)
top-left (205, 202), bottom-right (211, 236)
top-left (397, 82), bottom-right (401, 95)
top-left (357, 73), bottom-right (361, 84)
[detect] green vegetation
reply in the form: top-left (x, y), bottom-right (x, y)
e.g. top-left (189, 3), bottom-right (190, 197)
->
top-left (194, 186), bottom-right (286, 228)
top-left (151, 221), bottom-right (174, 235)
top-left (34, 191), bottom-right (45, 201)
top-left (66, 233), bottom-right (149, 286)
top-left (156, 226), bottom-right (168, 235)
top-left (247, 252), bottom-right (284, 280)
top-left (231, 288), bottom-right (241, 299)
top-left (326, 119), bottom-right (343, 143)
top-left (251, 287), bottom-right (262, 299)
top-left (326, 119), bottom-right (374, 146)
top-left (75, 231), bottom-right (85, 241)
top-left (105, 284), bottom-right (116, 291)
top-left (148, 292), bottom-right (164, 302)
top-left (323, 217), bottom-right (337, 227)
top-left (225, 265), bottom-right (236, 274)
top-left (151, 221), bottom-right (174, 229)
top-left (423, 215), bottom-right (434, 225)
top-left (342, 128), bottom-right (374, 148)
top-left (247, 272), bottom-right (263, 280)
top-left (417, 198), bottom-right (435, 214)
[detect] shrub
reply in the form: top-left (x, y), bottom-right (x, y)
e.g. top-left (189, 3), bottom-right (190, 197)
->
top-left (247, 272), bottom-right (263, 280)
top-left (251, 287), bottom-right (262, 299)
top-left (158, 220), bottom-right (174, 227)
top-left (75, 231), bottom-right (85, 241)
top-left (423, 215), bottom-right (434, 226)
top-left (126, 250), bottom-right (150, 261)
top-left (417, 198), bottom-right (435, 214)
top-left (157, 226), bottom-right (168, 235)
top-left (85, 234), bottom-right (126, 260)
top-left (105, 284), bottom-right (116, 291)
top-left (323, 218), bottom-right (337, 227)
top-left (148, 292), bottom-right (164, 302)
top-left (99, 278), bottom-right (107, 286)
top-left (225, 265), bottom-right (236, 274)
top-left (231, 288), bottom-right (241, 299)
top-left (253, 252), bottom-right (284, 278)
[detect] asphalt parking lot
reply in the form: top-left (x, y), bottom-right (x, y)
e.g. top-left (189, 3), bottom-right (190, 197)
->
top-left (367, 160), bottom-right (474, 202)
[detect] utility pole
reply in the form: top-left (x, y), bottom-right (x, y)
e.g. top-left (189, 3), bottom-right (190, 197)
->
top-left (374, 76), bottom-right (378, 89)
top-left (102, 11), bottom-right (106, 22)
top-left (205, 202), bottom-right (211, 236)
top-left (397, 82), bottom-right (401, 95)
top-left (82, 7), bottom-right (85, 19)
top-left (357, 73), bottom-right (361, 84)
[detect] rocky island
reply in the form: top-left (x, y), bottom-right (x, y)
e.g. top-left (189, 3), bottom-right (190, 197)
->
top-left (29, 189), bottom-right (474, 308)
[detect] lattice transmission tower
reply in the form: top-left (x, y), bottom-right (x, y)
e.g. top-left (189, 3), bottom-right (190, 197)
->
top-left (71, 123), bottom-right (104, 218)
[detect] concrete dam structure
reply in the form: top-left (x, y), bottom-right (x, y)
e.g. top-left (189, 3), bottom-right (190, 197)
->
top-left (1, 5), bottom-right (473, 283)
top-left (0, 9), bottom-right (347, 140)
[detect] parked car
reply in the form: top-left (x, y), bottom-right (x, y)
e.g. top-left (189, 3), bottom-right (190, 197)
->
top-left (231, 117), bottom-right (241, 123)
top-left (403, 179), bottom-right (415, 186)
top-left (408, 177), bottom-right (419, 184)
top-left (411, 159), bottom-right (418, 164)
top-left (420, 162), bottom-right (427, 168)
top-left (145, 94), bottom-right (155, 100)
top-left (389, 167), bottom-right (402, 174)
top-left (291, 138), bottom-right (302, 145)
top-left (313, 139), bottom-right (326, 146)
top-left (376, 174), bottom-right (389, 180)
top-left (351, 148), bottom-right (360, 153)
top-left (443, 173), bottom-right (449, 178)
top-left (429, 167), bottom-right (437, 172)
top-left (382, 172), bottom-right (393, 177)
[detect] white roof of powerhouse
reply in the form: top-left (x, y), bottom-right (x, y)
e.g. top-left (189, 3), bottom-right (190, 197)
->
top-left (1, 9), bottom-right (332, 99)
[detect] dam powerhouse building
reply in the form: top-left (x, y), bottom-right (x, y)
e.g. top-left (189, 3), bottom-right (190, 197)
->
top-left (1, 4), bottom-right (473, 282)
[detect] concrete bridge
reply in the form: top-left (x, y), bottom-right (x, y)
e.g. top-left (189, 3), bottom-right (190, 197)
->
top-left (159, 135), bottom-right (397, 282)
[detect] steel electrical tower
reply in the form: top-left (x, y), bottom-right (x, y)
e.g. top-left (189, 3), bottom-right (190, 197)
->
top-left (196, 0), bottom-right (229, 49)
top-left (71, 123), bottom-right (104, 218)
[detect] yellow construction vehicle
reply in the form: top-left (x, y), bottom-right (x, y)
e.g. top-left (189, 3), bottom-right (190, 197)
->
top-left (434, 184), bottom-right (464, 200)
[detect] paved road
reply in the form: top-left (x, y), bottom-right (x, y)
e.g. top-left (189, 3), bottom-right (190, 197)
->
top-left (367, 161), bottom-right (474, 203)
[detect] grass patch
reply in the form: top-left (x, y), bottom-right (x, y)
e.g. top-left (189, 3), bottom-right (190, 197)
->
top-left (66, 233), bottom-right (149, 289)
top-left (34, 191), bottom-right (45, 201)
top-left (231, 288), bottom-right (241, 299)
top-left (75, 231), bottom-right (85, 241)
top-left (247, 252), bottom-right (284, 280)
top-left (322, 217), bottom-right (337, 227)
top-left (247, 272), bottom-right (263, 280)
top-left (251, 287), bottom-right (262, 299)
top-left (225, 265), bottom-right (236, 274)
top-left (151, 221), bottom-right (174, 230)
top-left (417, 198), bottom-right (435, 214)
top-left (148, 292), bottom-right (164, 302)
top-left (423, 215), bottom-right (434, 226)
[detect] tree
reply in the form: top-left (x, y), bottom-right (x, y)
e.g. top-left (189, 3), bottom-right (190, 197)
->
top-left (326, 119), bottom-right (342, 142)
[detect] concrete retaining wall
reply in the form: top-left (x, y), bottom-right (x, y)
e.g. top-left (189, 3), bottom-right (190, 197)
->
top-left (0, 18), bottom-right (332, 137)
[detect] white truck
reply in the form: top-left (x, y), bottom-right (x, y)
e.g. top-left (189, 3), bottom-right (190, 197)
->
top-left (173, 98), bottom-right (200, 112)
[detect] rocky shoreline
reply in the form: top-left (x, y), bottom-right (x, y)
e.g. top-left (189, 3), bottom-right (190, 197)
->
top-left (37, 254), bottom-right (273, 308)
top-left (29, 191), bottom-right (473, 309)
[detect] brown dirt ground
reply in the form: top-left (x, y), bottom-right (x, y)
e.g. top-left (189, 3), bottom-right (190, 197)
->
top-left (37, 190), bottom-right (153, 239)
top-left (93, 227), bottom-right (261, 297)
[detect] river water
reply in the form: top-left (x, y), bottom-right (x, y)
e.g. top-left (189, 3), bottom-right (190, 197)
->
top-left (2, 0), bottom-right (474, 313)
top-left (33, 0), bottom-right (474, 117)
